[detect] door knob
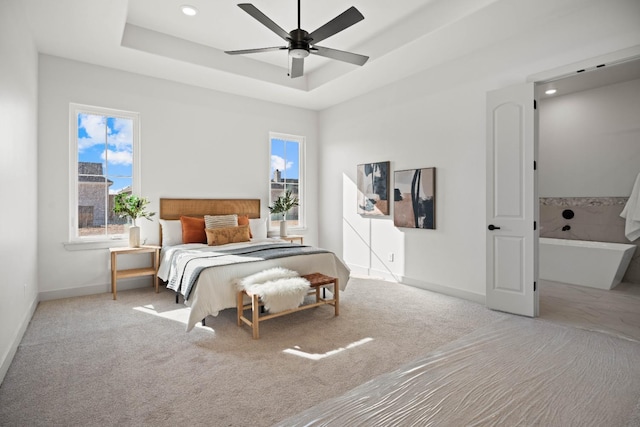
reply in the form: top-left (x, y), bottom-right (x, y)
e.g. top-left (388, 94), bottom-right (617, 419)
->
top-left (488, 224), bottom-right (501, 230)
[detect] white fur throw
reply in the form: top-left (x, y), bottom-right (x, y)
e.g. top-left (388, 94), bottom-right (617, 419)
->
top-left (235, 268), bottom-right (310, 313)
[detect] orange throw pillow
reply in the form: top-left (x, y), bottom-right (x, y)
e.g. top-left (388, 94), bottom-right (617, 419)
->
top-left (180, 216), bottom-right (206, 244)
top-left (237, 214), bottom-right (252, 238)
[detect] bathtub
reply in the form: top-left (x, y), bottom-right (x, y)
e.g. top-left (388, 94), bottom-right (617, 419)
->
top-left (539, 238), bottom-right (637, 290)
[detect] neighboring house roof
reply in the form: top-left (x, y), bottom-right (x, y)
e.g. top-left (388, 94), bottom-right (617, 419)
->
top-left (117, 186), bottom-right (131, 194)
top-left (78, 162), bottom-right (103, 175)
top-left (78, 162), bottom-right (113, 186)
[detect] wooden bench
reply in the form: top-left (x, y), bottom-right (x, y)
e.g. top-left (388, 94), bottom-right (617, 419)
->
top-left (236, 272), bottom-right (339, 339)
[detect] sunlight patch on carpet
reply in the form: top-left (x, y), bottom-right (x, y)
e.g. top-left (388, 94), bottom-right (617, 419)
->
top-left (133, 304), bottom-right (213, 332)
top-left (283, 337), bottom-right (374, 360)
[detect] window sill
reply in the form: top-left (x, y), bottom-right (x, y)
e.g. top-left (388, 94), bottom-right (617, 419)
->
top-left (64, 239), bottom-right (129, 251)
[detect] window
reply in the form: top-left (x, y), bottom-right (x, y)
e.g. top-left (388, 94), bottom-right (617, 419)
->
top-left (269, 132), bottom-right (305, 231)
top-left (69, 104), bottom-right (140, 242)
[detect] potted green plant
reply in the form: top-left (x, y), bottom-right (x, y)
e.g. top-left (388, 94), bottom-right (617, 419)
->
top-left (269, 189), bottom-right (299, 237)
top-left (113, 193), bottom-right (155, 247)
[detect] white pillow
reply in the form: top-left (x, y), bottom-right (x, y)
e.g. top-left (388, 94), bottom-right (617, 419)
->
top-left (249, 218), bottom-right (268, 240)
top-left (159, 219), bottom-right (182, 246)
top-left (204, 214), bottom-right (238, 230)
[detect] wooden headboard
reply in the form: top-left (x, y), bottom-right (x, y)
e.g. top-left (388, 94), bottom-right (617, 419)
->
top-left (159, 198), bottom-right (261, 220)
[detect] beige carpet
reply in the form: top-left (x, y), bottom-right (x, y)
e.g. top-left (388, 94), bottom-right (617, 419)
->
top-left (0, 277), bottom-right (506, 426)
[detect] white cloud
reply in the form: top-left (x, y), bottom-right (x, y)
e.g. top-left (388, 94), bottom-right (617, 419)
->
top-left (103, 149), bottom-right (132, 165)
top-left (77, 114), bottom-right (132, 153)
top-left (80, 114), bottom-right (106, 139)
top-left (77, 114), bottom-right (106, 151)
top-left (107, 117), bottom-right (133, 151)
top-left (271, 155), bottom-right (293, 173)
top-left (77, 137), bottom-right (95, 151)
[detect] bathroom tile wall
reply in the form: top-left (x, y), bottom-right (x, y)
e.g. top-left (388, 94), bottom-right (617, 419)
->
top-left (540, 197), bottom-right (640, 283)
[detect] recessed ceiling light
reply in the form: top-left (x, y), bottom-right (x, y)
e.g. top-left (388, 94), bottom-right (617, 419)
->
top-left (545, 89), bottom-right (557, 95)
top-left (180, 5), bottom-right (198, 16)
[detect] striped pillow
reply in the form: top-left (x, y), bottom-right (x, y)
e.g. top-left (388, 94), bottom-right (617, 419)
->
top-left (204, 214), bottom-right (238, 230)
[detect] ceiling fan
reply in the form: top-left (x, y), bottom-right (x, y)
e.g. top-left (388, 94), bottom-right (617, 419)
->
top-left (224, 1), bottom-right (369, 78)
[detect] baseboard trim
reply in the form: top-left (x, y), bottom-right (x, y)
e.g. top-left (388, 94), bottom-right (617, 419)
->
top-left (345, 263), bottom-right (370, 277)
top-left (39, 278), bottom-right (151, 301)
top-left (346, 264), bottom-right (402, 283)
top-left (0, 295), bottom-right (38, 385)
top-left (400, 276), bottom-right (486, 305)
top-left (346, 263), bottom-right (487, 305)
top-left (368, 267), bottom-right (401, 282)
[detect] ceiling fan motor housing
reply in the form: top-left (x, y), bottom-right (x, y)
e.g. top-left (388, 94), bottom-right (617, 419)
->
top-left (288, 29), bottom-right (311, 58)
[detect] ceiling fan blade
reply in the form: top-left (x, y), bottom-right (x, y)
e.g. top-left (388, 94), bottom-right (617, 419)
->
top-left (237, 3), bottom-right (290, 41)
top-left (308, 6), bottom-right (364, 44)
top-left (225, 46), bottom-right (287, 55)
top-left (311, 45), bottom-right (369, 66)
top-left (290, 57), bottom-right (304, 78)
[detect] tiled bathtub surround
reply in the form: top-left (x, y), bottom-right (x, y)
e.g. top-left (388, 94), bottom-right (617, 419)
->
top-left (539, 197), bottom-right (639, 284)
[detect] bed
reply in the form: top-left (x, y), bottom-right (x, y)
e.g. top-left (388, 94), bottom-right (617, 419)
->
top-left (157, 198), bottom-right (351, 331)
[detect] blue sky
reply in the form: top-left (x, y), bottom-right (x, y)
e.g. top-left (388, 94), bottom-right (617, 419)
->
top-left (77, 113), bottom-right (132, 193)
top-left (271, 138), bottom-right (299, 180)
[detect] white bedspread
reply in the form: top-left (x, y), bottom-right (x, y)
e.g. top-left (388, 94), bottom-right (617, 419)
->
top-left (158, 239), bottom-right (350, 331)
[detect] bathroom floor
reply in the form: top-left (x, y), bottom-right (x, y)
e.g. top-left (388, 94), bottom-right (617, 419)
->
top-left (539, 279), bottom-right (640, 342)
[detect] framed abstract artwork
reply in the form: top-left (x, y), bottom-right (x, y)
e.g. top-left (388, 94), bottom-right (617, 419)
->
top-left (357, 161), bottom-right (390, 216)
top-left (394, 167), bottom-right (436, 229)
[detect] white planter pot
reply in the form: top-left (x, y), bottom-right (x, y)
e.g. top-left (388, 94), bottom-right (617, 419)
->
top-left (129, 226), bottom-right (141, 248)
top-left (279, 221), bottom-right (287, 237)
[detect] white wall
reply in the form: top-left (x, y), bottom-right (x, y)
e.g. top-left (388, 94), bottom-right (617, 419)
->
top-left (318, 0), bottom-right (640, 301)
top-left (0, 0), bottom-right (39, 383)
top-left (37, 55), bottom-right (318, 299)
top-left (539, 78), bottom-right (640, 197)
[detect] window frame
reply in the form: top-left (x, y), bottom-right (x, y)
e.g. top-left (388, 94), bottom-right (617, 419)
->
top-left (269, 132), bottom-right (305, 233)
top-left (68, 103), bottom-right (141, 244)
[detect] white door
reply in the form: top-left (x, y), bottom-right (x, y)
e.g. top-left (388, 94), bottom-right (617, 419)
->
top-left (486, 82), bottom-right (538, 317)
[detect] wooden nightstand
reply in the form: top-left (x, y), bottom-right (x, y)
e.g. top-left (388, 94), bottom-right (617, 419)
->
top-left (109, 245), bottom-right (161, 300)
top-left (280, 235), bottom-right (304, 244)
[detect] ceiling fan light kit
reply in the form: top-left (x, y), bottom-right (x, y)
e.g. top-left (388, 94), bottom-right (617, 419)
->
top-left (289, 49), bottom-right (309, 59)
top-left (225, 1), bottom-right (369, 78)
